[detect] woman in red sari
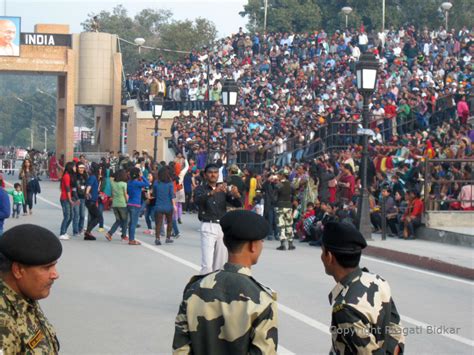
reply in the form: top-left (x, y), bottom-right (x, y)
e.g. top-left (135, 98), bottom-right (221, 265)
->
top-left (49, 154), bottom-right (59, 181)
top-left (337, 163), bottom-right (355, 203)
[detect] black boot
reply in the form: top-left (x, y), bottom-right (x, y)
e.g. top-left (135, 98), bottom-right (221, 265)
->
top-left (276, 240), bottom-right (287, 251)
top-left (288, 241), bottom-right (296, 250)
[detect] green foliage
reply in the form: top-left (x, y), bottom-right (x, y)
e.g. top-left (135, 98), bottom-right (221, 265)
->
top-left (240, 0), bottom-right (322, 33)
top-left (159, 18), bottom-right (217, 54)
top-left (0, 74), bottom-right (57, 149)
top-left (242, 0), bottom-right (474, 33)
top-left (81, 5), bottom-right (217, 72)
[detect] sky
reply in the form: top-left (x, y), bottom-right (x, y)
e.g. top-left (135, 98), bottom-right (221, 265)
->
top-left (3, 0), bottom-right (249, 38)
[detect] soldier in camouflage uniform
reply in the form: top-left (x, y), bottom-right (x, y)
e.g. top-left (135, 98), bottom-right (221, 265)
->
top-left (0, 224), bottom-right (62, 354)
top-left (320, 222), bottom-right (405, 355)
top-left (275, 170), bottom-right (295, 251)
top-left (173, 210), bottom-right (278, 354)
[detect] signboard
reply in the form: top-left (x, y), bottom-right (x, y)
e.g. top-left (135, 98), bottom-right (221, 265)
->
top-left (0, 16), bottom-right (21, 57)
top-left (21, 33), bottom-right (72, 47)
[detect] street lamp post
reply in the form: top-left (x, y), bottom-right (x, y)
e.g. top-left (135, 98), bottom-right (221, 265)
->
top-left (263, 0), bottom-right (268, 33)
top-left (341, 6), bottom-right (352, 28)
top-left (441, 2), bottom-right (453, 30)
top-left (40, 126), bottom-right (48, 152)
top-left (15, 97), bottom-right (34, 149)
top-left (355, 53), bottom-right (379, 240)
top-left (221, 78), bottom-right (239, 167)
top-left (382, 0), bottom-right (386, 33)
top-left (151, 94), bottom-right (164, 163)
top-left (200, 47), bottom-right (213, 164)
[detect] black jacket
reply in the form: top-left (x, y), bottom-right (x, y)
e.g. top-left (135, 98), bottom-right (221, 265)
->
top-left (194, 183), bottom-right (242, 221)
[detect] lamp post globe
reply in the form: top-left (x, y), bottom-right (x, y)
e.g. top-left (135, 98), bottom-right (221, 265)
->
top-left (134, 38), bottom-right (145, 53)
top-left (440, 2), bottom-right (453, 29)
top-left (341, 6), bottom-right (352, 28)
top-left (355, 52), bottom-right (379, 241)
top-left (134, 38), bottom-right (145, 46)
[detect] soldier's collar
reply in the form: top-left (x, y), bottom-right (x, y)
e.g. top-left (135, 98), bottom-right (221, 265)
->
top-left (0, 279), bottom-right (36, 315)
top-left (224, 263), bottom-right (252, 277)
top-left (328, 267), bottom-right (363, 305)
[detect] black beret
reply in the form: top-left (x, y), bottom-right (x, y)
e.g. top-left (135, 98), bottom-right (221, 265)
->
top-left (204, 163), bottom-right (219, 172)
top-left (220, 210), bottom-right (269, 241)
top-left (322, 222), bottom-right (367, 254)
top-left (0, 224), bottom-right (62, 265)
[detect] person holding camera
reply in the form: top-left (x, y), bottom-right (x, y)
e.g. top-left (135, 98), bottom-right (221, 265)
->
top-left (194, 163), bottom-right (242, 274)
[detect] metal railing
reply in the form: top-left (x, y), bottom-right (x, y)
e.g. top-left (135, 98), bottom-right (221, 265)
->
top-left (423, 159), bottom-right (474, 211)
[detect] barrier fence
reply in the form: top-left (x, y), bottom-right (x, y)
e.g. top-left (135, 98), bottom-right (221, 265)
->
top-left (423, 159), bottom-right (474, 212)
top-left (188, 101), bottom-right (459, 174)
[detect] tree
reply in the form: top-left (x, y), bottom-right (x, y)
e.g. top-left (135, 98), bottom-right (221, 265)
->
top-left (81, 6), bottom-right (217, 71)
top-left (159, 18), bottom-right (217, 54)
top-left (241, 0), bottom-right (473, 33)
top-left (240, 0), bottom-right (322, 33)
top-left (0, 74), bottom-right (56, 149)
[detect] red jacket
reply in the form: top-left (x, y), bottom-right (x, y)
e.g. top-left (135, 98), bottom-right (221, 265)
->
top-left (405, 198), bottom-right (424, 219)
top-left (384, 104), bottom-right (397, 119)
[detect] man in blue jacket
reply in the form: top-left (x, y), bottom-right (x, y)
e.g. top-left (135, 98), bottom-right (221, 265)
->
top-left (0, 186), bottom-right (10, 236)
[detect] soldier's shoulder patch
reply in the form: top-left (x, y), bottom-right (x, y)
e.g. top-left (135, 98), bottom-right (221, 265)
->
top-left (27, 329), bottom-right (44, 350)
top-left (332, 304), bottom-right (345, 313)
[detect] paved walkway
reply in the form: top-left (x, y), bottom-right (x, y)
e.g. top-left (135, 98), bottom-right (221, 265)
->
top-left (368, 234), bottom-right (474, 269)
top-left (2, 176), bottom-right (473, 354)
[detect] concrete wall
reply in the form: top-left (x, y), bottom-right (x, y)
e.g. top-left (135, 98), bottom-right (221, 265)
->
top-left (74, 32), bottom-right (118, 106)
top-left (425, 211), bottom-right (474, 228)
top-left (126, 100), bottom-right (175, 161)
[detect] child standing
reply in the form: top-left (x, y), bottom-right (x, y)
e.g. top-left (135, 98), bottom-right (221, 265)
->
top-left (8, 183), bottom-right (25, 219)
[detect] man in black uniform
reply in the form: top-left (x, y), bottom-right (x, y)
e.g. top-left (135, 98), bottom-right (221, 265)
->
top-left (194, 163), bottom-right (242, 274)
top-left (320, 222), bottom-right (405, 354)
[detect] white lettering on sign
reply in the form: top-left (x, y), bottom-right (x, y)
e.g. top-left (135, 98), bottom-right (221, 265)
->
top-left (24, 34), bottom-right (56, 46)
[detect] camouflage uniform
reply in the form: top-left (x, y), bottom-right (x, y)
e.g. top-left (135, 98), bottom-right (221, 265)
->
top-left (329, 267), bottom-right (405, 355)
top-left (276, 208), bottom-right (293, 242)
top-left (173, 263), bottom-right (278, 354)
top-left (0, 280), bottom-right (60, 354)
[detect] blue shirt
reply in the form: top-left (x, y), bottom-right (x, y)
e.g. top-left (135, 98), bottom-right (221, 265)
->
top-left (153, 181), bottom-right (175, 213)
top-left (0, 188), bottom-right (11, 233)
top-left (183, 173), bottom-right (193, 193)
top-left (127, 176), bottom-right (149, 207)
top-left (86, 175), bottom-right (99, 203)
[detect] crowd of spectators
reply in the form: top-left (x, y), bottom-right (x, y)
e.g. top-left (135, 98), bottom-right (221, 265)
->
top-left (122, 24), bottom-right (474, 239)
top-left (125, 24), bottom-right (473, 170)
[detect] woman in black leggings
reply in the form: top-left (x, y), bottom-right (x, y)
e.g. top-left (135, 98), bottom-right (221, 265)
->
top-left (84, 163), bottom-right (102, 240)
top-left (19, 158), bottom-right (36, 215)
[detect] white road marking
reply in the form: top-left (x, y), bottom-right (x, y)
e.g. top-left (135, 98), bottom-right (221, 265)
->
top-left (19, 181), bottom-right (473, 286)
top-left (140, 241), bottom-right (200, 272)
top-left (19, 184), bottom-right (474, 348)
top-left (277, 303), bottom-right (330, 335)
top-left (277, 345), bottom-right (296, 355)
top-left (402, 315), bottom-right (474, 347)
top-left (362, 255), bottom-right (474, 286)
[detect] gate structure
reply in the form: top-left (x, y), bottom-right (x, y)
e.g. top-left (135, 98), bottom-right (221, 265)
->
top-left (0, 21), bottom-right (122, 160)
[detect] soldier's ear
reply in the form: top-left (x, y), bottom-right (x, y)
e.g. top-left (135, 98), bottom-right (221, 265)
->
top-left (11, 262), bottom-right (26, 280)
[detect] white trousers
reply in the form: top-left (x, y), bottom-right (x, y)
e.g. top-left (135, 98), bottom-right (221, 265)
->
top-left (200, 222), bottom-right (227, 274)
